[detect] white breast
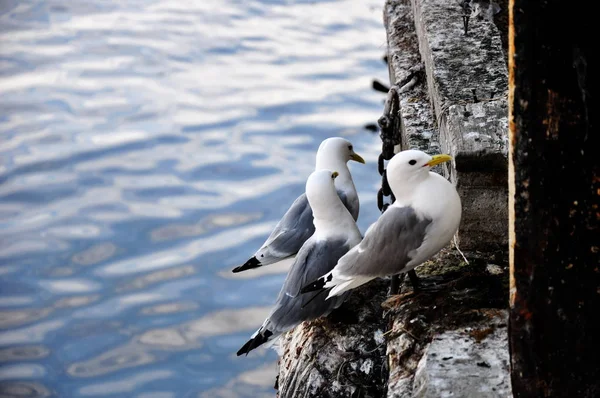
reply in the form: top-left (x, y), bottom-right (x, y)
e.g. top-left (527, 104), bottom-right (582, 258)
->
top-left (406, 172), bottom-right (462, 268)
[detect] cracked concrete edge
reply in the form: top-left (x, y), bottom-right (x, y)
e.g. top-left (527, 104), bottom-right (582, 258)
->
top-left (412, 312), bottom-right (512, 398)
top-left (411, 0), bottom-right (509, 171)
top-left (384, 249), bottom-right (510, 398)
top-left (411, 0), bottom-right (508, 116)
top-left (384, 0), bottom-right (439, 155)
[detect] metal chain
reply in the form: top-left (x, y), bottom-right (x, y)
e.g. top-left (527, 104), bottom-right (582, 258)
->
top-left (376, 86), bottom-right (402, 213)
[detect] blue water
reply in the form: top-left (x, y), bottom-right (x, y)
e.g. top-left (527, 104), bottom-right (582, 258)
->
top-left (0, 1), bottom-right (387, 396)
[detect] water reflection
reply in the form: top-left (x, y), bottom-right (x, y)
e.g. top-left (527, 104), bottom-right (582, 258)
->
top-left (0, 0), bottom-right (387, 395)
top-left (0, 363), bottom-right (47, 380)
top-left (71, 243), bottom-right (118, 266)
top-left (117, 265), bottom-right (196, 291)
top-left (149, 212), bottom-right (261, 242)
top-left (199, 363), bottom-right (278, 398)
top-left (68, 349), bottom-right (157, 378)
top-left (181, 307), bottom-right (269, 339)
top-left (0, 320), bottom-right (65, 346)
top-left (77, 370), bottom-right (174, 397)
top-left (0, 309), bottom-right (52, 330)
top-left (140, 302), bottom-right (197, 315)
top-left (54, 295), bottom-right (101, 309)
top-left (0, 381), bottom-right (51, 398)
top-left (0, 346), bottom-right (50, 362)
top-left (68, 306), bottom-right (269, 378)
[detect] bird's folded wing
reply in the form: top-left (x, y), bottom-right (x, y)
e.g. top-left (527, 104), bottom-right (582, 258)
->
top-left (336, 189), bottom-right (358, 221)
top-left (266, 238), bottom-right (351, 331)
top-left (335, 206), bottom-right (432, 278)
top-left (260, 193), bottom-right (315, 257)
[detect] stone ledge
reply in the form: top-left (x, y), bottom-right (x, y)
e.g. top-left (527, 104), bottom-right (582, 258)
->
top-left (413, 317), bottom-right (511, 398)
top-left (385, 0), bottom-right (509, 250)
top-left (385, 249), bottom-right (510, 398)
top-left (383, 0), bottom-right (439, 154)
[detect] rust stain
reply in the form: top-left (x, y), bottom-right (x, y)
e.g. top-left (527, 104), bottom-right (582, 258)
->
top-left (508, 0), bottom-right (517, 309)
top-left (469, 327), bottom-right (494, 343)
top-left (520, 309), bottom-right (533, 321)
top-left (508, 0), bottom-right (516, 123)
top-left (544, 89), bottom-right (561, 139)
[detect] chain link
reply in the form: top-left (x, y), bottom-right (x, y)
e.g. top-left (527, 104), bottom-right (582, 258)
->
top-left (376, 86), bottom-right (402, 214)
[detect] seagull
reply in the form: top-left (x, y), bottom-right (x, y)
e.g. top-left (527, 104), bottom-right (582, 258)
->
top-left (232, 137), bottom-right (365, 273)
top-left (300, 149), bottom-right (461, 299)
top-left (237, 169), bottom-right (362, 355)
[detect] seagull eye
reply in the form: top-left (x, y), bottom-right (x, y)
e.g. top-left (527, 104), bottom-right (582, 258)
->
top-left (408, 159), bottom-right (417, 165)
top-left (348, 145), bottom-right (353, 151)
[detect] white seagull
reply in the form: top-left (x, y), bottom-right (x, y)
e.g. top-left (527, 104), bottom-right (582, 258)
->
top-left (301, 149), bottom-right (462, 299)
top-left (237, 169), bottom-right (362, 355)
top-left (232, 137), bottom-right (364, 273)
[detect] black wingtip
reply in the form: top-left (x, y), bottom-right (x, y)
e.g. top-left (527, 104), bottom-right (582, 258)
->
top-left (300, 274), bottom-right (331, 294)
top-left (232, 257), bottom-right (261, 273)
top-left (300, 288), bottom-right (326, 309)
top-left (236, 330), bottom-right (273, 356)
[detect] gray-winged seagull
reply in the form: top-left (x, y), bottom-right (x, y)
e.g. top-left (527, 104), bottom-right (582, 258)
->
top-left (301, 149), bottom-right (461, 299)
top-left (237, 169), bottom-right (362, 355)
top-left (232, 137), bottom-right (365, 273)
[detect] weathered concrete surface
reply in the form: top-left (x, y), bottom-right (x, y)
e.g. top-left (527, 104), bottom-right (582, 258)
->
top-left (415, 0), bottom-right (508, 251)
top-left (383, 0), bottom-right (439, 155)
top-left (412, 0), bottom-right (507, 108)
top-left (413, 317), bottom-right (511, 398)
top-left (385, 249), bottom-right (510, 398)
top-left (276, 280), bottom-right (388, 398)
top-left (386, 0), bottom-right (509, 250)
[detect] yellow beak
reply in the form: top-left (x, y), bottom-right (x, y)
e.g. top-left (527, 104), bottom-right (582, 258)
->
top-left (349, 153), bottom-right (366, 164)
top-left (426, 154), bottom-right (452, 167)
top-left (332, 171), bottom-right (339, 179)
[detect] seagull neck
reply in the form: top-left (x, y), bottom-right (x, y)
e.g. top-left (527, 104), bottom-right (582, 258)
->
top-left (315, 161), bottom-right (352, 190)
top-left (313, 205), bottom-right (351, 232)
top-left (388, 172), bottom-right (428, 205)
top-left (311, 193), bottom-right (350, 231)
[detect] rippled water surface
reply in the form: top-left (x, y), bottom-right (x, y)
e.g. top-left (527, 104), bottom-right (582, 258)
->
top-left (0, 1), bottom-right (388, 396)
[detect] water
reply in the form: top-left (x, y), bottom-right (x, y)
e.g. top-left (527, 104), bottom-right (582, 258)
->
top-left (0, 1), bottom-right (388, 396)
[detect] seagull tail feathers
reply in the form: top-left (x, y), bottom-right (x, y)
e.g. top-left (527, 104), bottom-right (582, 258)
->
top-left (236, 328), bottom-right (273, 356)
top-left (232, 256), bottom-right (261, 273)
top-left (326, 275), bottom-right (374, 299)
top-left (300, 272), bottom-right (333, 294)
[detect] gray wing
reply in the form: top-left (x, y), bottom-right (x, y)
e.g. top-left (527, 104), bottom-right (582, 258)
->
top-left (258, 193), bottom-right (315, 262)
top-left (266, 237), bottom-right (351, 332)
top-left (337, 189), bottom-right (359, 221)
top-left (336, 206), bottom-right (432, 277)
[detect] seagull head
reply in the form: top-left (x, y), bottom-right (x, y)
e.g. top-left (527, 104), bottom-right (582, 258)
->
top-left (387, 149), bottom-right (452, 196)
top-left (315, 137), bottom-right (365, 172)
top-left (305, 169), bottom-right (341, 218)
